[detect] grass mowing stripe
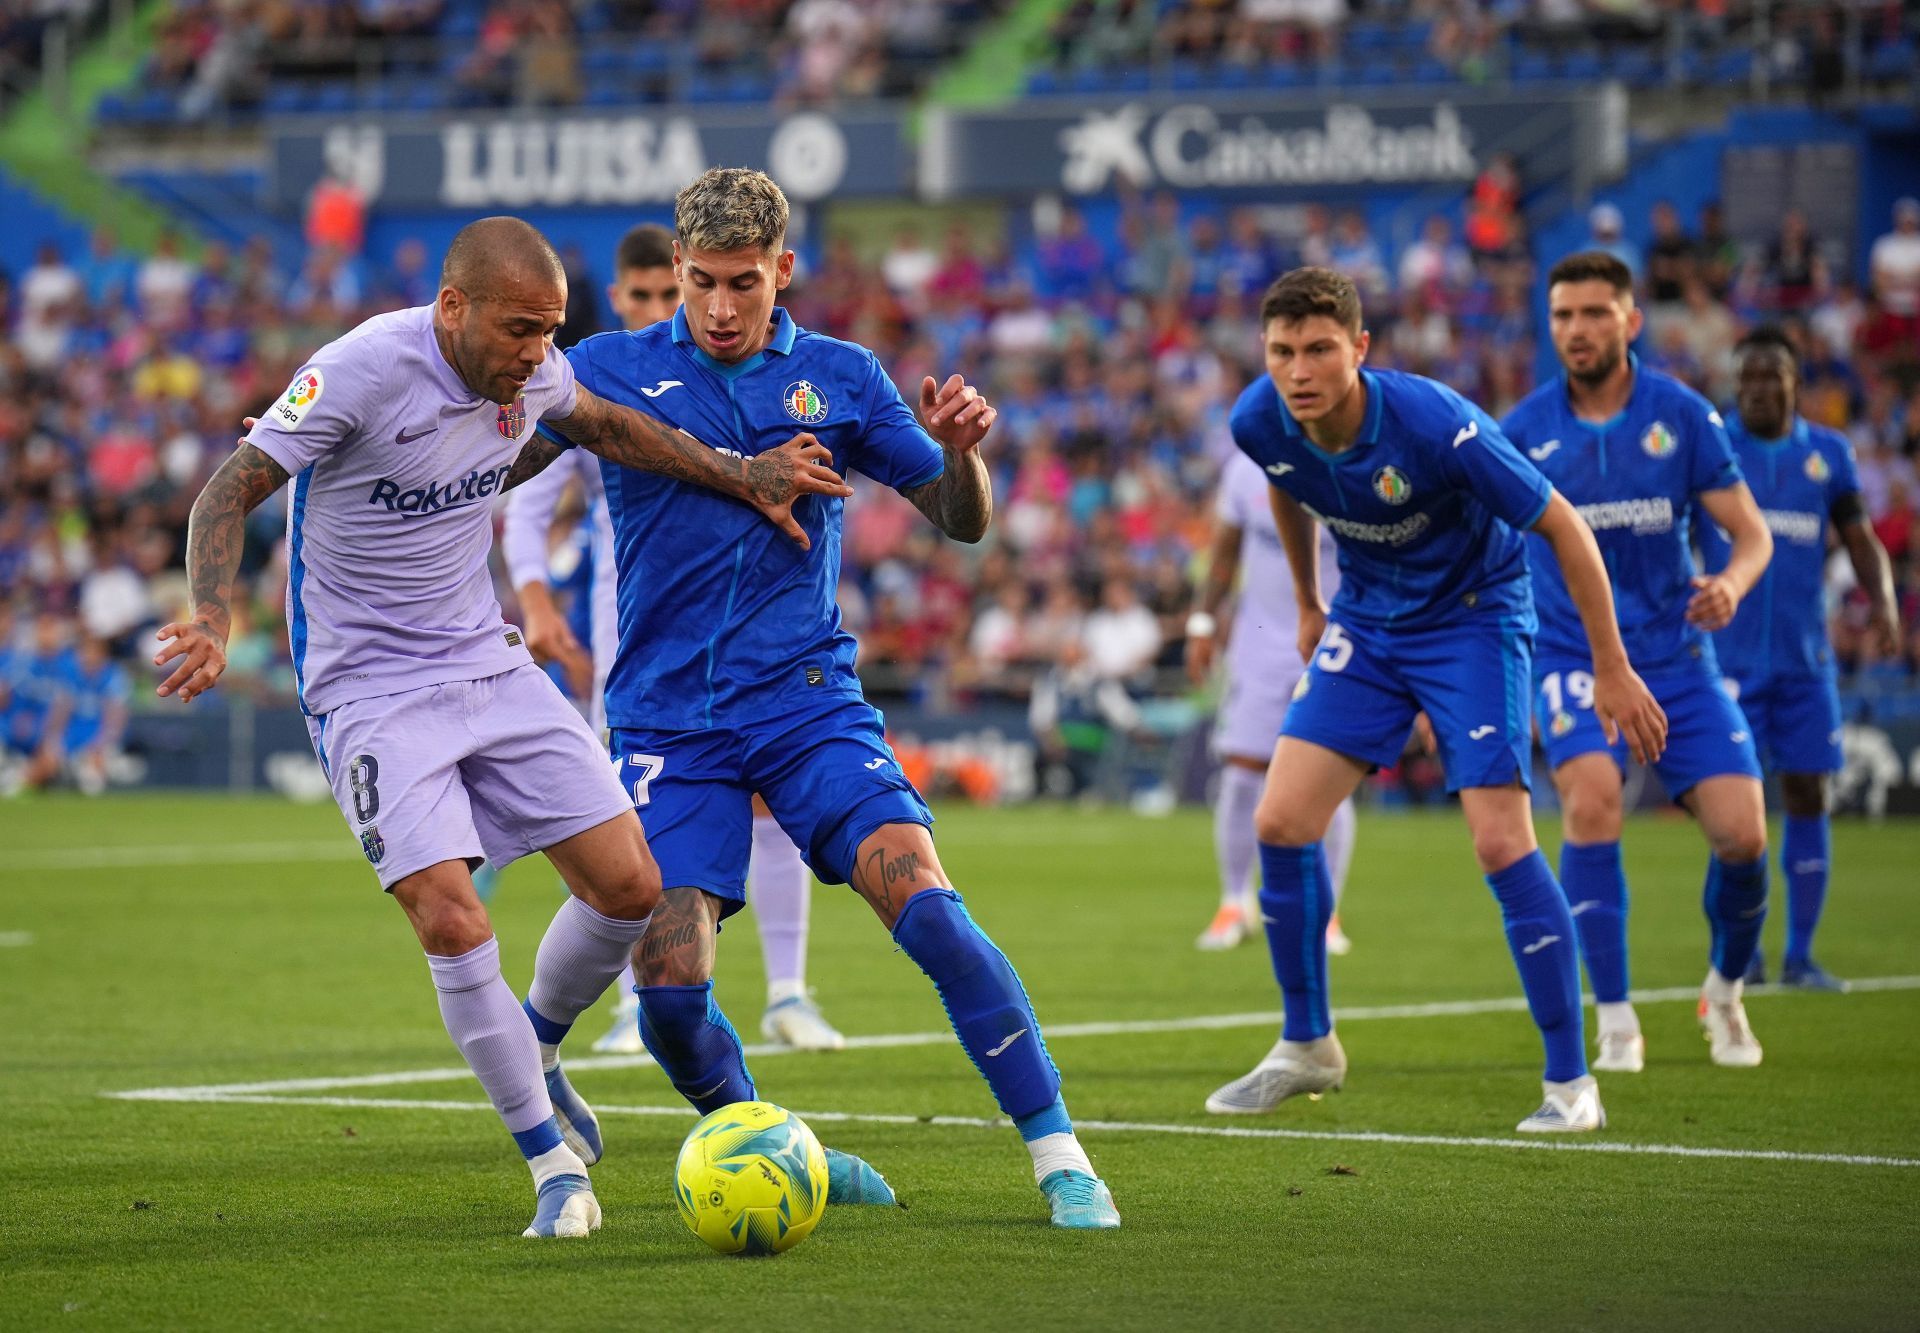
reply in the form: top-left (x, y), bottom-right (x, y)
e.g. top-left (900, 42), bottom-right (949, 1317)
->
top-left (104, 974), bottom-right (1920, 1101)
top-left (114, 1090), bottom-right (1920, 1171)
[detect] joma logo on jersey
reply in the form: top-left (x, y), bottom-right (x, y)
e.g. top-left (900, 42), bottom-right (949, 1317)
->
top-left (1371, 466), bottom-right (1413, 505)
top-left (367, 463), bottom-right (514, 514)
top-left (1640, 421), bottom-right (1678, 459)
top-left (783, 381), bottom-right (829, 425)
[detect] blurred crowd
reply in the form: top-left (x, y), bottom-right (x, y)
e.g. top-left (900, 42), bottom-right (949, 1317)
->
top-left (4, 182), bottom-right (1920, 793)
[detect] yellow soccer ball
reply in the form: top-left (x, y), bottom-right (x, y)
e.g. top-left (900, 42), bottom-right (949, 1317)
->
top-left (673, 1101), bottom-right (829, 1256)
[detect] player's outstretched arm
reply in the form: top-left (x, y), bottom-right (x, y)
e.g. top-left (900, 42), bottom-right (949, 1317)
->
top-left (1688, 483), bottom-right (1772, 631)
top-left (1835, 498), bottom-right (1902, 656)
top-left (542, 386), bottom-right (853, 550)
top-left (901, 373), bottom-right (995, 543)
top-left (154, 443), bottom-right (291, 702)
top-left (1267, 486), bottom-right (1325, 664)
top-left (1532, 492), bottom-right (1668, 763)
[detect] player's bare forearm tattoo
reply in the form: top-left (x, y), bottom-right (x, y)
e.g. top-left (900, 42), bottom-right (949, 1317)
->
top-left (549, 387), bottom-right (765, 504)
top-left (902, 446), bottom-right (992, 543)
top-left (636, 886), bottom-right (718, 987)
top-left (186, 444), bottom-right (289, 640)
top-left (501, 433), bottom-right (572, 492)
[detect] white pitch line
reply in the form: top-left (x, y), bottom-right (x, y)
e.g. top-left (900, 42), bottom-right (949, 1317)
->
top-left (0, 931), bottom-right (32, 947)
top-left (110, 1090), bottom-right (1920, 1171)
top-left (5, 841), bottom-right (361, 872)
top-left (104, 975), bottom-right (1920, 1103)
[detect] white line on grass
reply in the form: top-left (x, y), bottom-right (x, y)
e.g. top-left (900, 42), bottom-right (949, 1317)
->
top-left (0, 931), bottom-right (32, 946)
top-left (106, 1090), bottom-right (1920, 1171)
top-left (105, 975), bottom-right (1920, 1102)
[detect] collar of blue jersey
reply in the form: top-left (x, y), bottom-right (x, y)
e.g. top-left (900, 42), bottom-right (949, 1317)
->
top-left (670, 305), bottom-right (798, 380)
top-left (1558, 351), bottom-right (1643, 433)
top-left (1278, 367), bottom-right (1386, 459)
top-left (1728, 411), bottom-right (1806, 449)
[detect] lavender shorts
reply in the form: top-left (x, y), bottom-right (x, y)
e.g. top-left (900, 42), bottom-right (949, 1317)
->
top-left (306, 663), bottom-right (633, 889)
top-left (1213, 660), bottom-right (1306, 764)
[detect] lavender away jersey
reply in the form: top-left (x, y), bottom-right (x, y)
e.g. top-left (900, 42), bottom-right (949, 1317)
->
top-left (1501, 360), bottom-right (1741, 671)
top-left (1215, 449), bottom-right (1339, 678)
top-left (244, 305), bottom-right (579, 714)
top-left (1229, 369), bottom-right (1552, 633)
top-left (1704, 414), bottom-right (1860, 682)
top-left (554, 307), bottom-right (944, 731)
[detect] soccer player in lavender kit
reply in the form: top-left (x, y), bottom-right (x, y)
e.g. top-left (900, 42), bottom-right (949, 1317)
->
top-left (518, 168), bottom-right (1120, 1228)
top-left (151, 217), bottom-right (852, 1239)
top-left (1704, 328), bottom-right (1901, 990)
top-left (1208, 268), bottom-right (1667, 1132)
top-left (502, 222), bottom-right (842, 1056)
top-left (1502, 252), bottom-right (1776, 1071)
top-left (1185, 450), bottom-right (1359, 954)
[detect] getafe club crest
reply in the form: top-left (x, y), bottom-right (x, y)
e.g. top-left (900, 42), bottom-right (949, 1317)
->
top-left (1551, 711), bottom-right (1576, 738)
top-left (1641, 421), bottom-right (1678, 459)
top-left (360, 826), bottom-right (386, 866)
top-left (496, 396), bottom-right (527, 438)
top-left (783, 381), bottom-right (829, 425)
top-left (1804, 452), bottom-right (1830, 484)
top-left (1372, 465), bottom-right (1413, 505)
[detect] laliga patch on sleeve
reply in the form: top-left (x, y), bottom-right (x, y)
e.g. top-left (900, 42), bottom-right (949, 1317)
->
top-left (271, 367), bottom-right (325, 430)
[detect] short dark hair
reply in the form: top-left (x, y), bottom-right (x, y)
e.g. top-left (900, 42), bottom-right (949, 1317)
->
top-left (441, 216), bottom-right (565, 301)
top-left (1547, 250), bottom-right (1634, 294)
top-left (616, 223), bottom-right (674, 273)
top-left (1734, 324), bottom-right (1797, 362)
top-left (1260, 267), bottom-right (1363, 338)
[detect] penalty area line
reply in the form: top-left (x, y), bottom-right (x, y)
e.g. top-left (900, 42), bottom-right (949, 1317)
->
top-left (103, 974), bottom-right (1920, 1103)
top-left (106, 1090), bottom-right (1920, 1171)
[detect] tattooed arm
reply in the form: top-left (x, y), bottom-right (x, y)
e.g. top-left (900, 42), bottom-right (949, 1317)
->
top-left (900, 373), bottom-right (997, 544)
top-left (501, 431), bottom-right (573, 493)
top-left (153, 443), bottom-right (291, 701)
top-left (544, 386), bottom-right (852, 550)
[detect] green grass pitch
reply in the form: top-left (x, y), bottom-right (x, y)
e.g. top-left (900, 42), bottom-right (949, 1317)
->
top-left (2, 796), bottom-right (1916, 1330)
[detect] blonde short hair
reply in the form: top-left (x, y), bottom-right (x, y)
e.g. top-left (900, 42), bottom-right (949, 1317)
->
top-left (674, 168), bottom-right (789, 255)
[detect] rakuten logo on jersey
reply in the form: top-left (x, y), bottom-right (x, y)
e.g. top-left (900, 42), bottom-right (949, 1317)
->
top-left (1575, 497), bottom-right (1673, 536)
top-left (367, 463), bottom-right (515, 514)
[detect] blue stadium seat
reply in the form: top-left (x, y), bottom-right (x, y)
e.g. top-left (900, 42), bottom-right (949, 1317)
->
top-left (1115, 67), bottom-right (1151, 93)
top-left (262, 85), bottom-right (310, 116)
top-left (1345, 21), bottom-right (1391, 53)
top-left (402, 84), bottom-right (447, 112)
top-left (584, 82), bottom-right (632, 107)
top-left (1563, 50), bottom-right (1603, 81)
top-left (1709, 47), bottom-right (1754, 84)
top-left (1511, 51), bottom-right (1555, 84)
top-left (726, 71), bottom-right (773, 102)
top-left (583, 46), bottom-right (627, 78)
top-left (1213, 63), bottom-right (1253, 91)
top-left (1350, 56), bottom-right (1399, 86)
top-left (311, 85), bottom-right (353, 114)
top-left (1610, 46), bottom-right (1661, 87)
top-left (1169, 58), bottom-right (1204, 91)
top-left (1868, 39), bottom-right (1916, 81)
top-left (1407, 57), bottom-right (1454, 86)
top-left (131, 89), bottom-right (177, 123)
top-left (1262, 61), bottom-right (1305, 90)
top-left (95, 92), bottom-right (130, 124)
top-left (1025, 68), bottom-right (1061, 96)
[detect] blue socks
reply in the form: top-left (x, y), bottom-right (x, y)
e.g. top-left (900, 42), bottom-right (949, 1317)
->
top-left (511, 1119), bottom-right (565, 1160)
top-left (1703, 854), bottom-right (1769, 981)
top-left (635, 981), bottom-right (756, 1116)
top-left (1256, 841), bottom-right (1333, 1042)
top-left (891, 888), bottom-right (1061, 1121)
top-left (1559, 840), bottom-right (1630, 1003)
top-left (1486, 850), bottom-right (1587, 1084)
top-left (1782, 814), bottom-right (1829, 967)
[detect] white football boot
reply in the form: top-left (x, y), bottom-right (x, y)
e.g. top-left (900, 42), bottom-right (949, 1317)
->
top-left (1196, 902), bottom-right (1249, 951)
top-left (1593, 1029), bottom-right (1646, 1073)
top-left (760, 993), bottom-right (847, 1051)
top-left (1698, 975), bottom-right (1764, 1067)
top-left (1206, 1033), bottom-right (1346, 1114)
top-left (589, 995), bottom-right (645, 1055)
top-left (1516, 1075), bottom-right (1606, 1133)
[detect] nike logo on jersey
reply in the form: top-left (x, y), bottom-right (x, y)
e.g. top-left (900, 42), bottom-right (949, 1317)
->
top-left (985, 1028), bottom-right (1029, 1057)
top-left (1452, 420), bottom-right (1479, 448)
top-left (1266, 462), bottom-right (1295, 476)
top-left (1527, 439), bottom-right (1562, 461)
top-left (1521, 934), bottom-right (1561, 955)
top-left (1568, 899), bottom-right (1601, 917)
top-left (641, 380), bottom-right (684, 399)
top-left (1469, 725), bottom-right (1497, 740)
top-left (395, 426), bottom-right (435, 445)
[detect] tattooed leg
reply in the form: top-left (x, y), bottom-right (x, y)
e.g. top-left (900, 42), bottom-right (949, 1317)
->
top-left (631, 888), bottom-right (753, 1114)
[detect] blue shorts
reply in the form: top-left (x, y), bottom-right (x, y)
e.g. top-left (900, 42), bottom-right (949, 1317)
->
top-left (610, 695), bottom-right (932, 916)
top-left (1725, 672), bottom-right (1843, 775)
top-left (1534, 657), bottom-right (1762, 800)
top-left (1281, 614), bottom-right (1534, 794)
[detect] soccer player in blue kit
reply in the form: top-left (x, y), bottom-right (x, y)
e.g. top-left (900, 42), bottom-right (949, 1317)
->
top-left (1704, 328), bottom-right (1901, 990)
top-left (517, 169), bottom-right (1120, 1229)
top-left (1502, 252), bottom-right (1776, 1071)
top-left (1207, 267), bottom-right (1668, 1133)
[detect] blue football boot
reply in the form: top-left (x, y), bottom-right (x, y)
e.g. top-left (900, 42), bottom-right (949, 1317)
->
top-left (825, 1147), bottom-right (897, 1206)
top-left (1040, 1170), bottom-right (1121, 1229)
top-left (522, 1173), bottom-right (601, 1238)
top-left (543, 1064), bottom-right (603, 1166)
top-left (1780, 958), bottom-right (1848, 992)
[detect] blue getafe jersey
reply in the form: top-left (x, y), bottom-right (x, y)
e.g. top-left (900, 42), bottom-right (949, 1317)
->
top-left (1229, 368), bottom-right (1552, 633)
top-left (61, 651), bottom-right (127, 748)
top-left (556, 307), bottom-right (944, 731)
top-left (1703, 414), bottom-right (1859, 681)
top-left (1502, 360), bottom-right (1742, 670)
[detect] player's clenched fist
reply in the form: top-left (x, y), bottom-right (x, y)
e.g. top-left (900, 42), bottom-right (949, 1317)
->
top-left (153, 620), bottom-right (228, 702)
